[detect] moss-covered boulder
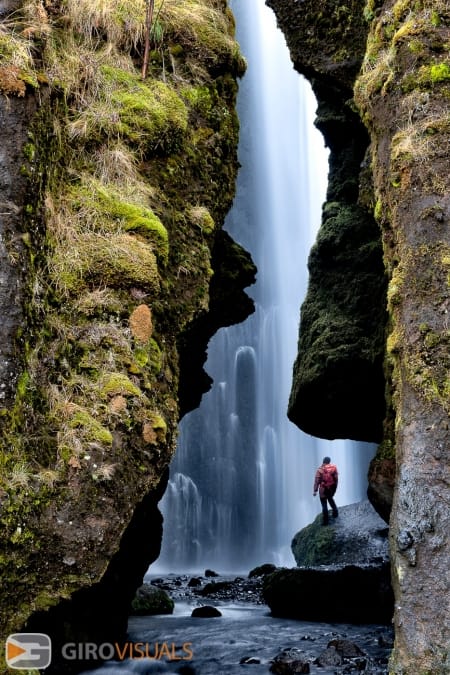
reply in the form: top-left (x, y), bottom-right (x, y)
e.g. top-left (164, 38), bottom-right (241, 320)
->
top-left (131, 584), bottom-right (174, 615)
top-left (291, 501), bottom-right (389, 567)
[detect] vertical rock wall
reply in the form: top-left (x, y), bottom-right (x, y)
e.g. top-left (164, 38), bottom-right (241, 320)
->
top-left (267, 0), bottom-right (449, 671)
top-left (0, 1), bottom-right (255, 671)
top-left (355, 2), bottom-right (450, 671)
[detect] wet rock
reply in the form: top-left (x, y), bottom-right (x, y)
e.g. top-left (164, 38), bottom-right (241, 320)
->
top-left (204, 569), bottom-right (219, 577)
top-left (131, 584), bottom-right (174, 615)
top-left (315, 646), bottom-right (343, 667)
top-left (187, 577), bottom-right (202, 587)
top-left (367, 456), bottom-right (395, 523)
top-left (263, 563), bottom-right (394, 623)
top-left (291, 501), bottom-right (389, 567)
top-left (270, 648), bottom-right (310, 673)
top-left (191, 605), bottom-right (222, 618)
top-left (249, 563), bottom-right (278, 578)
top-left (199, 580), bottom-right (234, 596)
top-left (328, 638), bottom-right (365, 658)
top-left (196, 576), bottom-right (264, 603)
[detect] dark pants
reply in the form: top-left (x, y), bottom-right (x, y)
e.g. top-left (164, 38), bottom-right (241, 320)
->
top-left (320, 487), bottom-right (338, 524)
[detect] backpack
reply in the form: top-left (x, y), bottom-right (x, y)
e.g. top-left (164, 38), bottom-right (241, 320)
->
top-left (321, 464), bottom-right (337, 488)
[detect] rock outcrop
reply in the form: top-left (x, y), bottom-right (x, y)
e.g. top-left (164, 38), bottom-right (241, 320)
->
top-left (267, 0), bottom-right (388, 445)
top-left (291, 501), bottom-right (389, 567)
top-left (268, 501), bottom-right (393, 626)
top-left (0, 1), bottom-right (255, 671)
top-left (267, 0), bottom-right (450, 671)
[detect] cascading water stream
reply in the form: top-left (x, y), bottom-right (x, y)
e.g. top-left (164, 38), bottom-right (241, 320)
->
top-left (154, 0), bottom-right (375, 573)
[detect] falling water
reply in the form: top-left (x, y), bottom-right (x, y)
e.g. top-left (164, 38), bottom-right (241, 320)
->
top-left (155, 0), bottom-right (375, 573)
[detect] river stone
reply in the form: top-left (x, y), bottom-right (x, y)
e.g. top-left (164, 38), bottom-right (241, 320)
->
top-left (270, 648), bottom-right (310, 673)
top-left (187, 576), bottom-right (202, 587)
top-left (315, 646), bottom-right (343, 667)
top-left (130, 584), bottom-right (174, 615)
top-left (204, 568), bottom-right (219, 577)
top-left (263, 563), bottom-right (393, 623)
top-left (191, 605), bottom-right (222, 617)
top-left (328, 638), bottom-right (364, 658)
top-left (291, 500), bottom-right (389, 566)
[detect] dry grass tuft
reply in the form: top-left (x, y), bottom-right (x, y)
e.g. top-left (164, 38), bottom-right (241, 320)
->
top-left (63, 0), bottom-right (146, 51)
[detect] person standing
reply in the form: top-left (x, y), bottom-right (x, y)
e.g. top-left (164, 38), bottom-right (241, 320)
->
top-left (313, 456), bottom-right (339, 525)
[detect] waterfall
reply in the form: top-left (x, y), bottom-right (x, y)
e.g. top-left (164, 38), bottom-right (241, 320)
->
top-left (154, 0), bottom-right (375, 573)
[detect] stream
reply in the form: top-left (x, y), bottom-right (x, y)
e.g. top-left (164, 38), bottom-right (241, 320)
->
top-left (79, 574), bottom-right (393, 675)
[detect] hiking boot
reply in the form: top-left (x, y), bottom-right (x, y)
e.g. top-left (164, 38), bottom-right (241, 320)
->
top-left (332, 510), bottom-right (338, 518)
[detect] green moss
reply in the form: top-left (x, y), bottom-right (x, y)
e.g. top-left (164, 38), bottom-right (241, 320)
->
top-left (16, 371), bottom-right (30, 399)
top-left (430, 62), bottom-right (450, 83)
top-left (69, 411), bottom-right (113, 445)
top-left (133, 347), bottom-right (149, 368)
top-left (101, 66), bottom-right (188, 152)
top-left (374, 198), bottom-right (383, 221)
top-left (402, 62), bottom-right (450, 92)
top-left (149, 339), bottom-right (163, 373)
top-left (145, 412), bottom-right (167, 443)
top-left (100, 373), bottom-right (142, 398)
top-left (431, 10), bottom-right (441, 27)
top-left (70, 178), bottom-right (169, 264)
top-left (291, 516), bottom-right (336, 566)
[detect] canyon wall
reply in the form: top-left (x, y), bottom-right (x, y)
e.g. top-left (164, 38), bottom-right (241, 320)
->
top-left (267, 0), bottom-right (449, 672)
top-left (0, 1), bottom-right (254, 671)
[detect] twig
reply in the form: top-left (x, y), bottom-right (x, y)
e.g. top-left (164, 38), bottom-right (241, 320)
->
top-left (141, 0), bottom-right (155, 80)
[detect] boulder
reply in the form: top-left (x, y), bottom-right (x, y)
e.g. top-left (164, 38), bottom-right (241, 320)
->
top-left (191, 605), bottom-right (222, 618)
top-left (291, 500), bottom-right (389, 566)
top-left (130, 584), bottom-right (174, 615)
top-left (263, 563), bottom-right (393, 624)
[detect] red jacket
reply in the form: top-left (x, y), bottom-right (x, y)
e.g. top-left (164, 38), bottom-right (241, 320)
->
top-left (314, 463), bottom-right (338, 497)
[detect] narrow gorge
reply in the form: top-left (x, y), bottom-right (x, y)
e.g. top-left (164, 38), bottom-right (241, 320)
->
top-left (0, 1), bottom-right (448, 674)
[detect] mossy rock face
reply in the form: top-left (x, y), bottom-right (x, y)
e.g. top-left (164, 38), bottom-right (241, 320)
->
top-left (266, 0), bottom-right (370, 90)
top-left (288, 201), bottom-right (387, 442)
top-left (354, 0), bottom-right (450, 669)
top-left (268, 0), bottom-right (387, 445)
top-left (101, 67), bottom-right (188, 153)
top-left (0, 0), bottom-right (255, 660)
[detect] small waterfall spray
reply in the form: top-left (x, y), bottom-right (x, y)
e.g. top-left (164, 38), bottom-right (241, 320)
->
top-left (155, 0), bottom-right (375, 573)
